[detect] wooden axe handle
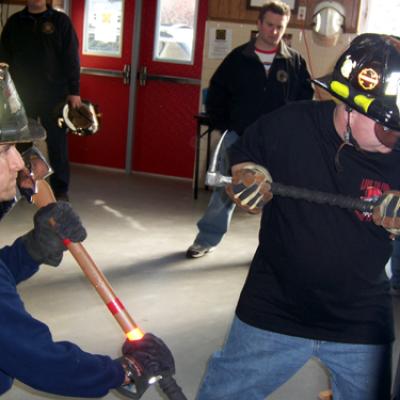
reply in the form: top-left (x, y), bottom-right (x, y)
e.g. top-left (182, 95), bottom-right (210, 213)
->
top-left (32, 180), bottom-right (144, 341)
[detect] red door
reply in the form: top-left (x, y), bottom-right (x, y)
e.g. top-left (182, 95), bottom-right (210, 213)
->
top-left (70, 0), bottom-right (207, 179)
top-left (133, 1), bottom-right (207, 178)
top-left (70, 0), bottom-right (135, 169)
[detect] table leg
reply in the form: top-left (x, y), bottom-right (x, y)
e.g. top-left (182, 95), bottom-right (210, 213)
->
top-left (193, 121), bottom-right (201, 199)
top-left (205, 128), bottom-right (212, 191)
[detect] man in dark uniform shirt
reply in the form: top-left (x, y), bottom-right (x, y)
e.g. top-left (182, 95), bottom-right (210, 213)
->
top-left (0, 0), bottom-right (82, 201)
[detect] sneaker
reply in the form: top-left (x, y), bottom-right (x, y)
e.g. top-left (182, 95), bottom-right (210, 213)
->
top-left (186, 243), bottom-right (215, 259)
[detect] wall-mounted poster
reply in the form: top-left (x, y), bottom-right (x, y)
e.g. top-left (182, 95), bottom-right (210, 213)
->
top-left (83, 0), bottom-right (124, 57)
top-left (208, 28), bottom-right (233, 59)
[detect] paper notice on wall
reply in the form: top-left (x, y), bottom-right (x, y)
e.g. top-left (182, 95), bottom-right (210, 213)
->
top-left (208, 28), bottom-right (232, 59)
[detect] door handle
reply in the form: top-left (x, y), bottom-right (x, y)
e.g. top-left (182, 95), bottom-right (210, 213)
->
top-left (136, 65), bottom-right (200, 86)
top-left (80, 65), bottom-right (131, 85)
top-left (123, 64), bottom-right (131, 85)
top-left (138, 66), bottom-right (148, 86)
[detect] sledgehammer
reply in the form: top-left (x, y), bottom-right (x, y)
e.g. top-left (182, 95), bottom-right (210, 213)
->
top-left (206, 131), bottom-right (379, 213)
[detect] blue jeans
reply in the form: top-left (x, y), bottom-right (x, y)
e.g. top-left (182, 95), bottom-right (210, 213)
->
top-left (391, 238), bottom-right (400, 288)
top-left (197, 317), bottom-right (392, 400)
top-left (195, 131), bottom-right (239, 247)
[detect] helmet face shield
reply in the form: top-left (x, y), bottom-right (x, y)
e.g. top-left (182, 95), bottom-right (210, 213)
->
top-left (313, 34), bottom-right (400, 134)
top-left (0, 64), bottom-right (46, 144)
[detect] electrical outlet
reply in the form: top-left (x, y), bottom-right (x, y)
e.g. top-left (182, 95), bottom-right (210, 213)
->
top-left (297, 6), bottom-right (307, 20)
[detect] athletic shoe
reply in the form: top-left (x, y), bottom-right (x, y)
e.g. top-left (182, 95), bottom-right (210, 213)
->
top-left (186, 243), bottom-right (215, 258)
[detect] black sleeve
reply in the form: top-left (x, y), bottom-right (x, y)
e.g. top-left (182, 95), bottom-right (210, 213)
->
top-left (229, 115), bottom-right (271, 168)
top-left (59, 13), bottom-right (80, 96)
top-left (205, 54), bottom-right (234, 131)
top-left (228, 104), bottom-right (295, 171)
top-left (0, 19), bottom-right (13, 64)
top-left (295, 55), bottom-right (314, 101)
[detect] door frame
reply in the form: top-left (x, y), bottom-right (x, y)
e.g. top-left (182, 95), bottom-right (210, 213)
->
top-left (125, 0), bottom-right (142, 173)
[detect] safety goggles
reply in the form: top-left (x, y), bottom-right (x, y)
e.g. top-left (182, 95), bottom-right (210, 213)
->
top-left (374, 123), bottom-right (400, 150)
top-left (17, 146), bottom-right (53, 201)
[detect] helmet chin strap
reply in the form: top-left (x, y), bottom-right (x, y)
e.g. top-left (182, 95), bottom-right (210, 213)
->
top-left (335, 106), bottom-right (361, 172)
top-left (343, 106), bottom-right (353, 145)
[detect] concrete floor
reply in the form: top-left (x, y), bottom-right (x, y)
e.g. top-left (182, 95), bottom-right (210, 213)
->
top-left (1, 164), bottom-right (398, 400)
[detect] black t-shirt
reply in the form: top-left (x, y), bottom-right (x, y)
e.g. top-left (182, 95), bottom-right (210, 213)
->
top-left (230, 100), bottom-right (400, 344)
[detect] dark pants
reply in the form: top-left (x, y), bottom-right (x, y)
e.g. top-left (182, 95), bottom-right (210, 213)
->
top-left (25, 100), bottom-right (69, 197)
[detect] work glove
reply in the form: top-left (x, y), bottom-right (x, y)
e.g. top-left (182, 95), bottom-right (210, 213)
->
top-left (372, 190), bottom-right (400, 236)
top-left (226, 163), bottom-right (273, 214)
top-left (21, 202), bottom-right (87, 266)
top-left (117, 333), bottom-right (175, 399)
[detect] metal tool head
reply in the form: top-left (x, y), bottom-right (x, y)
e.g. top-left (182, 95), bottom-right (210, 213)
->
top-left (205, 130), bottom-right (233, 187)
top-left (205, 171), bottom-right (232, 187)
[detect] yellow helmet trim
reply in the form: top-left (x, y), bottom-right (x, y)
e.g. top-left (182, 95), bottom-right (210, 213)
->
top-left (330, 81), bottom-right (350, 98)
top-left (354, 95), bottom-right (374, 113)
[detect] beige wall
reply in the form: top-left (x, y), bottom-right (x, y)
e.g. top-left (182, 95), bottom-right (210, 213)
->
top-left (2, 5), bottom-right (24, 16)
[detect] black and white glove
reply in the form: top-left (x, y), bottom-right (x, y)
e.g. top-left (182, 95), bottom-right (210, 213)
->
top-left (117, 333), bottom-right (175, 399)
top-left (372, 190), bottom-right (400, 236)
top-left (21, 202), bottom-right (87, 266)
top-left (226, 163), bottom-right (273, 214)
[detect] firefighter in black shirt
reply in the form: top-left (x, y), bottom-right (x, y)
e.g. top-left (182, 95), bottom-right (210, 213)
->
top-left (0, 0), bottom-right (81, 201)
top-left (197, 34), bottom-right (400, 400)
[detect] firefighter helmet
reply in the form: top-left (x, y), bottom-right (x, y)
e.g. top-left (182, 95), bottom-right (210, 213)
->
top-left (313, 33), bottom-right (400, 132)
top-left (59, 100), bottom-right (100, 136)
top-left (0, 63), bottom-right (46, 144)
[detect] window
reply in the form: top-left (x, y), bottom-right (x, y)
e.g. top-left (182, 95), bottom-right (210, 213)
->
top-left (83, 0), bottom-right (124, 57)
top-left (361, 0), bottom-right (400, 35)
top-left (153, 0), bottom-right (199, 64)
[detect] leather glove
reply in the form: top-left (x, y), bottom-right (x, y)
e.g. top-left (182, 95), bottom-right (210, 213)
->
top-left (117, 333), bottom-right (175, 398)
top-left (21, 202), bottom-right (87, 266)
top-left (226, 163), bottom-right (273, 214)
top-left (372, 190), bottom-right (400, 236)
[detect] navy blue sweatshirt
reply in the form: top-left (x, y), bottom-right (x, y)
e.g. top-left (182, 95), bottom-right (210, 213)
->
top-left (0, 238), bottom-right (124, 397)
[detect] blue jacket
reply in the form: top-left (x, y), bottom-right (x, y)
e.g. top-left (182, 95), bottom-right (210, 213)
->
top-left (0, 238), bottom-right (124, 397)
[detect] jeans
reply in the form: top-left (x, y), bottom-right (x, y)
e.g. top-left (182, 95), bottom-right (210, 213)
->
top-left (194, 131), bottom-right (239, 247)
top-left (197, 317), bottom-right (392, 400)
top-left (391, 238), bottom-right (400, 288)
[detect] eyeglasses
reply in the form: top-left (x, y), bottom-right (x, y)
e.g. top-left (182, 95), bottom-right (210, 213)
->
top-left (374, 122), bottom-right (400, 149)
